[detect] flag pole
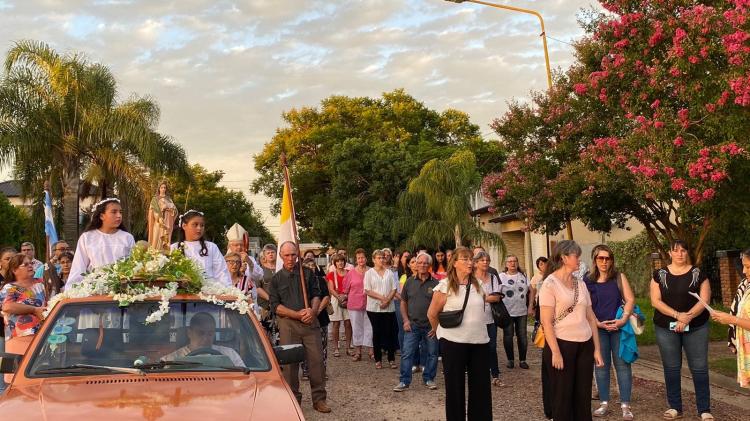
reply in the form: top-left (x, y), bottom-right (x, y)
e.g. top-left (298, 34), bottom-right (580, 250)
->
top-left (280, 152), bottom-right (309, 309)
top-left (43, 180), bottom-right (52, 262)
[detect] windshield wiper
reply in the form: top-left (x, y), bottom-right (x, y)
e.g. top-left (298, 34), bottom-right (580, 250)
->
top-left (136, 360), bottom-right (250, 374)
top-left (37, 364), bottom-right (145, 376)
top-left (135, 360), bottom-right (202, 369)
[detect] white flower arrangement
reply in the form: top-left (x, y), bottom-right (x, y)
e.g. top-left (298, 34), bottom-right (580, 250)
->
top-left (44, 243), bottom-right (253, 324)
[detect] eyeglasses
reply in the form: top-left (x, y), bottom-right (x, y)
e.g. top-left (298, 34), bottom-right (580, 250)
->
top-left (595, 256), bottom-right (613, 262)
top-left (55, 247), bottom-right (71, 252)
top-left (19, 262), bottom-right (33, 267)
top-left (225, 260), bottom-right (241, 265)
top-left (457, 257), bottom-right (472, 262)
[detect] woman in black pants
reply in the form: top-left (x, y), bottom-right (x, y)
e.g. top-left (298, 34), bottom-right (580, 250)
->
top-left (428, 246), bottom-right (491, 421)
top-left (539, 240), bottom-right (603, 421)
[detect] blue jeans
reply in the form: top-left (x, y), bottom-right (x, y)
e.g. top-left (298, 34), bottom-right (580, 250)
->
top-left (594, 328), bottom-right (632, 403)
top-left (394, 299), bottom-right (404, 351)
top-left (487, 323), bottom-right (500, 377)
top-left (654, 324), bottom-right (710, 414)
top-left (399, 325), bottom-right (439, 385)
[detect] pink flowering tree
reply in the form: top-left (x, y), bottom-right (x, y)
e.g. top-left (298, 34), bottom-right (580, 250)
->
top-left (483, 0), bottom-right (750, 263)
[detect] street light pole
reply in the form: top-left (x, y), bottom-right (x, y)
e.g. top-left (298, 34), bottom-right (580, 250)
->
top-left (444, 0), bottom-right (553, 90)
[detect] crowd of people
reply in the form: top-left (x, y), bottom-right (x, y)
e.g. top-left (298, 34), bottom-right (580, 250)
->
top-left (3, 196), bottom-right (750, 420)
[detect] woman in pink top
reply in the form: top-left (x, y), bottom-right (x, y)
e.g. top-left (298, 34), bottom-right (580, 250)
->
top-left (539, 240), bottom-right (603, 421)
top-left (344, 248), bottom-right (373, 361)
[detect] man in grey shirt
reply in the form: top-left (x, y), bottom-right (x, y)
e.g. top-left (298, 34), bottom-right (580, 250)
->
top-left (394, 252), bottom-right (440, 391)
top-left (269, 241), bottom-right (330, 413)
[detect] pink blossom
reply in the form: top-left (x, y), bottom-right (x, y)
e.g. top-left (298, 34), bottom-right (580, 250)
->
top-left (673, 136), bottom-right (684, 147)
top-left (654, 121), bottom-right (665, 129)
top-left (699, 148), bottom-right (710, 157)
top-left (574, 83), bottom-right (588, 95)
top-left (688, 56), bottom-right (700, 64)
top-left (664, 166), bottom-right (676, 176)
top-left (702, 188), bottom-right (716, 200)
top-left (650, 99), bottom-right (661, 109)
top-left (687, 188), bottom-right (702, 203)
top-left (672, 178), bottom-right (686, 191)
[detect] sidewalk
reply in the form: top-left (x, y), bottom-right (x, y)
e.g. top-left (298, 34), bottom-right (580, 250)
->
top-left (634, 342), bottom-right (750, 411)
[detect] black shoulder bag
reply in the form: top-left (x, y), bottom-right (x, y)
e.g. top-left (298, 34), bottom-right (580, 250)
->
top-left (438, 283), bottom-right (471, 328)
top-left (489, 274), bottom-right (511, 328)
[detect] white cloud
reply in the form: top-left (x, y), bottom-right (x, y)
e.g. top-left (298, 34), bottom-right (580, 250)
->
top-left (0, 0), bottom-right (601, 235)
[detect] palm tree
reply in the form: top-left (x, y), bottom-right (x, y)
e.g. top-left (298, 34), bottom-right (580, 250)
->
top-left (0, 40), bottom-right (188, 245)
top-left (396, 149), bottom-right (504, 250)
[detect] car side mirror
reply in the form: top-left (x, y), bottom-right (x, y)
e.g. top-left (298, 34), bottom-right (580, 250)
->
top-left (273, 344), bottom-right (305, 365)
top-left (0, 353), bottom-right (22, 374)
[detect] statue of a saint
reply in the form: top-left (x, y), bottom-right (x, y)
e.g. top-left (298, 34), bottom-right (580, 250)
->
top-left (147, 180), bottom-right (177, 252)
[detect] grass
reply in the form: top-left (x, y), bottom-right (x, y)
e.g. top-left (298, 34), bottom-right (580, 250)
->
top-left (634, 298), bottom-right (728, 346)
top-left (710, 357), bottom-right (738, 378)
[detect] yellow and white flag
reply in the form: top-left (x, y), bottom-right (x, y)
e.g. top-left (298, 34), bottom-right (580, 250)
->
top-left (276, 176), bottom-right (298, 272)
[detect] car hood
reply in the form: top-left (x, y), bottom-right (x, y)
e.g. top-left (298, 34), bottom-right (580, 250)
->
top-left (0, 373), bottom-right (302, 421)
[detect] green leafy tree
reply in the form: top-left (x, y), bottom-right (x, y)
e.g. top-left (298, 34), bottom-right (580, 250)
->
top-left (0, 40), bottom-right (189, 246)
top-left (396, 149), bottom-right (503, 250)
top-left (0, 193), bottom-right (28, 246)
top-left (169, 164), bottom-right (274, 252)
top-left (252, 89), bottom-right (503, 251)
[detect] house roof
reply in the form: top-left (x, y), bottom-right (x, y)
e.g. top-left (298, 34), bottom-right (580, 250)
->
top-left (0, 180), bottom-right (100, 199)
top-left (0, 180), bottom-right (22, 197)
top-left (489, 212), bottom-right (522, 223)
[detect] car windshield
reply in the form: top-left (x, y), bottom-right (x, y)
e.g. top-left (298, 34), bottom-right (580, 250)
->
top-left (27, 300), bottom-right (271, 377)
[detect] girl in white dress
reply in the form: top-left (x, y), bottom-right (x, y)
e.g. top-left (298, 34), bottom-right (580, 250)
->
top-left (68, 198), bottom-right (135, 286)
top-left (171, 210), bottom-right (232, 286)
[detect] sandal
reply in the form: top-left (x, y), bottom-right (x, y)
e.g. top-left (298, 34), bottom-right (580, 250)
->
top-left (593, 402), bottom-right (608, 417)
top-left (333, 348), bottom-right (340, 357)
top-left (375, 361), bottom-right (383, 369)
top-left (346, 348), bottom-right (354, 356)
top-left (700, 413), bottom-right (714, 421)
top-left (351, 353), bottom-right (361, 362)
top-left (369, 353), bottom-right (375, 361)
top-left (492, 378), bottom-right (504, 387)
top-left (663, 409), bottom-right (683, 420)
top-left (389, 361), bottom-right (397, 369)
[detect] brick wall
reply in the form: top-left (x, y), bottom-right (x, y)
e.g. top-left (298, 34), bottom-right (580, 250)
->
top-left (717, 249), bottom-right (741, 307)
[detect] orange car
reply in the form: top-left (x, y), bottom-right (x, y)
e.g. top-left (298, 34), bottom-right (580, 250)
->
top-left (0, 294), bottom-right (306, 420)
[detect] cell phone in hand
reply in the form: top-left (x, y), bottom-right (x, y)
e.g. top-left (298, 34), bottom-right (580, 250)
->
top-left (669, 321), bottom-right (690, 332)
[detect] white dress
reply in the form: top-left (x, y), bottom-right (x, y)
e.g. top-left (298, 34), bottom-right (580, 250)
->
top-left (171, 241), bottom-right (232, 286)
top-left (67, 229), bottom-right (135, 285)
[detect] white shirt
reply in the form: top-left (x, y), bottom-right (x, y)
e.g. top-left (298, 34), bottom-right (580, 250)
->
top-left (499, 272), bottom-right (530, 317)
top-left (364, 267), bottom-right (397, 313)
top-left (172, 241), bottom-right (232, 286)
top-left (68, 229), bottom-right (135, 285)
top-left (434, 279), bottom-right (489, 344)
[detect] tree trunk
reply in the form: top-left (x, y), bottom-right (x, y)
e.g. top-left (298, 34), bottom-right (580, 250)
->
top-left (566, 217), bottom-right (574, 240)
top-left (454, 224), bottom-right (462, 247)
top-left (62, 168), bottom-right (81, 248)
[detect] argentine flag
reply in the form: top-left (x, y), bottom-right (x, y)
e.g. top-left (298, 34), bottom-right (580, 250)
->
top-left (44, 190), bottom-right (58, 244)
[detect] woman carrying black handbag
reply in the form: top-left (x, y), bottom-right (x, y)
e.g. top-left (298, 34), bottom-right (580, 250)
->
top-left (427, 246), bottom-right (491, 421)
top-left (473, 251), bottom-right (507, 387)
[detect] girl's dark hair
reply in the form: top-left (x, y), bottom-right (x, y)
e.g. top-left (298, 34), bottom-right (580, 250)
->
top-left (397, 251), bottom-right (412, 277)
top-left (58, 251), bottom-right (74, 262)
top-left (742, 248), bottom-right (750, 259)
top-left (535, 256), bottom-right (548, 269)
top-left (178, 210), bottom-right (208, 257)
top-left (433, 246), bottom-right (447, 273)
top-left (85, 198), bottom-right (127, 232)
top-left (543, 240), bottom-right (582, 280)
top-left (5, 254), bottom-right (30, 284)
top-left (588, 244), bottom-right (618, 283)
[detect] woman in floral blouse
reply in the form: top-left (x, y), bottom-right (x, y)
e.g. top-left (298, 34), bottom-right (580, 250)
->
top-left (0, 254), bottom-right (46, 338)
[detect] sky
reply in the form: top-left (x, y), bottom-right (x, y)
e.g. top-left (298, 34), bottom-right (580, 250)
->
top-left (0, 0), bottom-right (601, 236)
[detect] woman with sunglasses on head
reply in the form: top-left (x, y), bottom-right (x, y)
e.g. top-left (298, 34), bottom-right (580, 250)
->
top-left (584, 245), bottom-right (635, 420)
top-left (0, 254), bottom-right (46, 338)
top-left (428, 247), bottom-right (492, 421)
top-left (172, 210), bottom-right (232, 286)
top-left (68, 198), bottom-right (135, 286)
top-left (539, 240), bottom-right (603, 421)
top-left (651, 240), bottom-right (712, 420)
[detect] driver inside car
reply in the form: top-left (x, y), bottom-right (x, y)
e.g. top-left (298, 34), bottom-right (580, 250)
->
top-left (162, 312), bottom-right (244, 366)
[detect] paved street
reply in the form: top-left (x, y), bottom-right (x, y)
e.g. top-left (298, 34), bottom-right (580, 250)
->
top-left (300, 336), bottom-right (750, 421)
